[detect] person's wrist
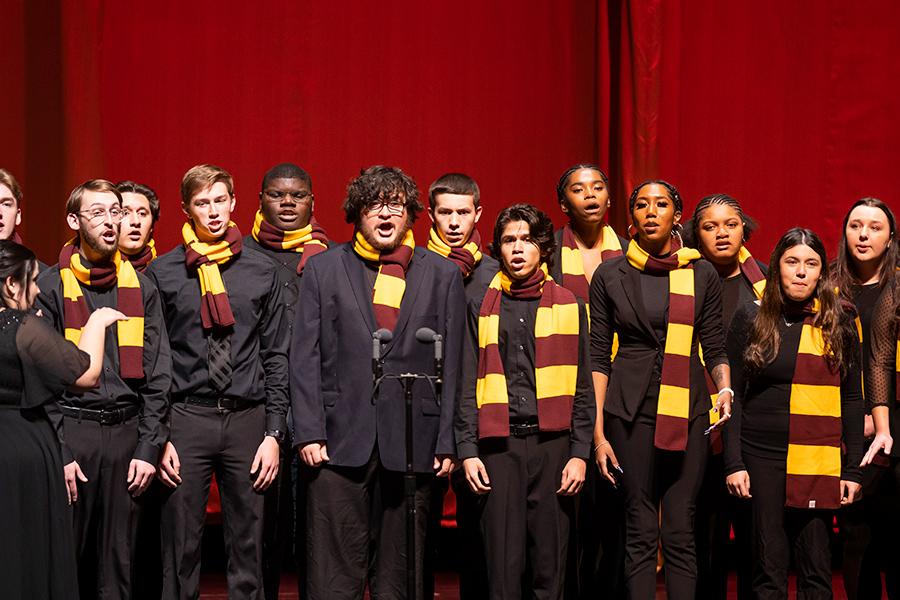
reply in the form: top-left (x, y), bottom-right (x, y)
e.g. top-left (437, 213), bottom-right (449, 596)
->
top-left (718, 387), bottom-right (734, 397)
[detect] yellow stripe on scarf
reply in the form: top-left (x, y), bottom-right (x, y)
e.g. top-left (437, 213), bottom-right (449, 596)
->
top-left (426, 227), bottom-right (483, 263)
top-left (182, 221), bottom-right (234, 298)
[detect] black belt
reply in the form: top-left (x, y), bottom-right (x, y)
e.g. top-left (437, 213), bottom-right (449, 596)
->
top-left (60, 404), bottom-right (139, 425)
top-left (177, 396), bottom-right (257, 411)
top-left (509, 422), bottom-right (541, 437)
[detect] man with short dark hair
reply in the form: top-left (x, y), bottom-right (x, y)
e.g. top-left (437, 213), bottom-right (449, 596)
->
top-left (426, 172), bottom-right (498, 599)
top-left (456, 203), bottom-right (595, 600)
top-left (36, 179), bottom-right (171, 600)
top-left (292, 165), bottom-right (465, 599)
top-left (117, 181), bottom-right (161, 273)
top-left (148, 164), bottom-right (289, 599)
top-left (245, 162), bottom-right (329, 600)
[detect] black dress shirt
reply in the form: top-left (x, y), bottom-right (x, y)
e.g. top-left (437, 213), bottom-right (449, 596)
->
top-left (456, 291), bottom-right (595, 460)
top-left (147, 245), bottom-right (289, 432)
top-left (36, 265), bottom-right (172, 464)
top-left (243, 235), bottom-right (304, 335)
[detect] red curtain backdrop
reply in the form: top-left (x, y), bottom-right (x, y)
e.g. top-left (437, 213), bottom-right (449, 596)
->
top-left (2, 0), bottom-right (899, 263)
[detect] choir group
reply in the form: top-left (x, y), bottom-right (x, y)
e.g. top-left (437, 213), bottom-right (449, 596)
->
top-left (0, 163), bottom-right (897, 600)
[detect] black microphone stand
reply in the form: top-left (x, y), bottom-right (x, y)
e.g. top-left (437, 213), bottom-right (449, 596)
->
top-left (372, 329), bottom-right (442, 600)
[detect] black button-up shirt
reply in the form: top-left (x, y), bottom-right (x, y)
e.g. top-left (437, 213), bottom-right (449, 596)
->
top-left (456, 291), bottom-right (595, 460)
top-left (36, 264), bottom-right (172, 464)
top-left (147, 245), bottom-right (290, 432)
top-left (243, 236), bottom-right (303, 335)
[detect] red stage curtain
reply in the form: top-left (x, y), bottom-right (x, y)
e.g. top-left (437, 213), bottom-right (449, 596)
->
top-left (3, 1), bottom-right (898, 260)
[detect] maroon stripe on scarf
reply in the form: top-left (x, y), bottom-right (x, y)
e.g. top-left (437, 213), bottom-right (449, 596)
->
top-left (654, 414), bottom-right (690, 451)
top-left (184, 227), bottom-right (242, 329)
top-left (792, 352), bottom-right (837, 383)
top-left (534, 334), bottom-right (580, 368)
top-left (788, 414), bottom-right (843, 446)
top-left (62, 296), bottom-right (91, 330)
top-left (536, 395), bottom-right (573, 431)
top-left (659, 353), bottom-right (692, 387)
top-left (123, 245), bottom-right (155, 273)
top-left (560, 226), bottom-right (590, 301)
top-left (478, 402), bottom-right (510, 439)
top-left (446, 230), bottom-right (480, 278)
top-left (372, 242), bottom-right (414, 331)
top-left (296, 224), bottom-right (328, 274)
top-left (785, 474), bottom-right (841, 510)
top-left (119, 346), bottom-right (144, 379)
top-left (740, 257), bottom-right (766, 287)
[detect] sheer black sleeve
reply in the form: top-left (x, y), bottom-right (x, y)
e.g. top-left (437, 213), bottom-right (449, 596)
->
top-left (867, 283), bottom-right (896, 410)
top-left (16, 313), bottom-right (90, 408)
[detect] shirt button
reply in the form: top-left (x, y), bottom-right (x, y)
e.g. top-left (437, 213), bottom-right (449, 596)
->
top-left (518, 344), bottom-right (524, 351)
top-left (520, 396), bottom-right (526, 402)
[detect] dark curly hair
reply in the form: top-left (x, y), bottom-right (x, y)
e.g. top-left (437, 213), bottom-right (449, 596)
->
top-left (342, 165), bottom-right (423, 225)
top-left (490, 203), bottom-right (557, 266)
top-left (628, 179), bottom-right (683, 215)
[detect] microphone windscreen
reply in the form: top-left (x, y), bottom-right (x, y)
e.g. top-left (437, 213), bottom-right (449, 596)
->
top-left (415, 327), bottom-right (437, 343)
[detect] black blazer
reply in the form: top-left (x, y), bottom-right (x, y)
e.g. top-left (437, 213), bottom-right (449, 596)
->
top-left (548, 228), bottom-right (629, 286)
top-left (290, 243), bottom-right (465, 473)
top-left (589, 255), bottom-right (727, 422)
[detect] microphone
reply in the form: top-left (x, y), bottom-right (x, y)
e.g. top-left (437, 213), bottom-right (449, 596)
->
top-left (372, 328), bottom-right (393, 381)
top-left (416, 328), bottom-right (444, 401)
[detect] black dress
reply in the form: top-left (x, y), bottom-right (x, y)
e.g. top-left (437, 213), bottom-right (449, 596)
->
top-left (0, 309), bottom-right (90, 600)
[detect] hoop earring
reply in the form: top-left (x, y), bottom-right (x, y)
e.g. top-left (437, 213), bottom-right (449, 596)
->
top-left (627, 223), bottom-right (636, 238)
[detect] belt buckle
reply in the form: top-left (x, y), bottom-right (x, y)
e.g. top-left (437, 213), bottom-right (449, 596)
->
top-left (100, 410), bottom-right (113, 426)
top-left (216, 397), bottom-right (226, 412)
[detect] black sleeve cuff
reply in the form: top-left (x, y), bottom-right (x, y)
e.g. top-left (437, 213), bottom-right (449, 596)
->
top-left (569, 441), bottom-right (591, 461)
top-left (61, 444), bottom-right (74, 465)
top-left (457, 442), bottom-right (479, 460)
top-left (266, 414), bottom-right (288, 433)
top-left (133, 441), bottom-right (161, 465)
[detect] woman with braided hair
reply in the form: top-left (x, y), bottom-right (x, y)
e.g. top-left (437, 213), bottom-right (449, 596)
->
top-left (590, 180), bottom-right (732, 599)
top-left (724, 228), bottom-right (864, 599)
top-left (683, 193), bottom-right (765, 600)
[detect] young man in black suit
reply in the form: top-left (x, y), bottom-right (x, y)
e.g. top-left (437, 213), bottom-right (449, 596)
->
top-left (291, 165), bottom-right (465, 599)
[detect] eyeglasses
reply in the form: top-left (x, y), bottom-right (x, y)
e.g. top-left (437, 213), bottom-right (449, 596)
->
top-left (78, 208), bottom-right (124, 224)
top-left (264, 190), bottom-right (312, 204)
top-left (364, 199), bottom-right (406, 216)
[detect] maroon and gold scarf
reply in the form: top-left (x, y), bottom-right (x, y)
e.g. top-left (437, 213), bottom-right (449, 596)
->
top-left (475, 265), bottom-right (580, 438)
top-left (559, 224), bottom-right (623, 302)
top-left (626, 239), bottom-right (702, 451)
top-left (251, 210), bottom-right (328, 275)
top-left (59, 239), bottom-right (145, 379)
top-left (427, 227), bottom-right (483, 278)
top-left (352, 230), bottom-right (416, 331)
top-left (182, 221), bottom-right (243, 329)
top-left (122, 239), bottom-right (156, 273)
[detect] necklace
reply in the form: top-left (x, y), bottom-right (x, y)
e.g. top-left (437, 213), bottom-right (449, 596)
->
top-left (782, 314), bottom-right (797, 327)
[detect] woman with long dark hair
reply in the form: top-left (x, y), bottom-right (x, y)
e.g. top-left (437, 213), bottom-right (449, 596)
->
top-left (683, 193), bottom-right (765, 600)
top-left (724, 228), bottom-right (864, 599)
top-left (0, 239), bottom-right (124, 599)
top-left (590, 180), bottom-right (731, 599)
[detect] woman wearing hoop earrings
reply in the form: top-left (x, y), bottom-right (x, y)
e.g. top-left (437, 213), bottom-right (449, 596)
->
top-left (724, 228), bottom-right (864, 599)
top-left (590, 180), bottom-right (732, 599)
top-left (683, 194), bottom-right (765, 600)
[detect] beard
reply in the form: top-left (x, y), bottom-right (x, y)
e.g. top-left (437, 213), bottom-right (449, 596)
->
top-left (359, 218), bottom-right (411, 252)
top-left (82, 227), bottom-right (118, 263)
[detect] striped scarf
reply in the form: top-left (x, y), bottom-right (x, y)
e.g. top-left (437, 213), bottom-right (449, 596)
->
top-left (626, 239), bottom-right (702, 451)
top-left (560, 224), bottom-right (623, 302)
top-left (122, 239), bottom-right (156, 273)
top-left (352, 229), bottom-right (415, 331)
top-left (475, 265), bottom-right (580, 438)
top-left (251, 210), bottom-right (329, 275)
top-left (182, 221), bottom-right (243, 329)
top-left (706, 246), bottom-right (766, 453)
top-left (785, 300), bottom-right (843, 509)
top-left (426, 227), bottom-right (483, 278)
top-left (59, 239), bottom-right (144, 379)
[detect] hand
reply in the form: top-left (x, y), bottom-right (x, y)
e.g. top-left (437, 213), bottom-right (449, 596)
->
top-left (251, 436), bottom-right (280, 492)
top-left (726, 470), bottom-right (751, 498)
top-left (87, 307), bottom-right (129, 328)
top-left (594, 439), bottom-right (621, 486)
top-left (64, 460), bottom-right (88, 505)
top-left (861, 432), bottom-right (893, 467)
top-left (864, 414), bottom-right (875, 439)
top-left (841, 480), bottom-right (862, 505)
top-left (462, 457), bottom-right (491, 494)
top-left (158, 441), bottom-right (182, 488)
top-left (433, 455), bottom-right (456, 477)
top-left (127, 459), bottom-right (156, 496)
top-left (299, 442), bottom-right (329, 467)
top-left (708, 390), bottom-right (733, 432)
top-left (557, 457), bottom-right (587, 496)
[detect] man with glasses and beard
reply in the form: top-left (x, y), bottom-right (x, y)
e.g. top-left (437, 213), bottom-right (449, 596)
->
top-left (291, 165), bottom-right (464, 599)
top-left (36, 179), bottom-right (171, 600)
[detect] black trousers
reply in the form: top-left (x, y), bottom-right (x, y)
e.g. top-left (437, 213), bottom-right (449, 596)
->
top-left (606, 412), bottom-right (707, 600)
top-left (744, 452), bottom-right (833, 600)
top-left (840, 457), bottom-right (900, 600)
top-left (570, 465), bottom-right (626, 600)
top-left (450, 468), bottom-right (489, 600)
top-left (65, 414), bottom-right (142, 600)
top-left (479, 432), bottom-right (574, 600)
top-left (160, 402), bottom-right (267, 600)
top-left (695, 452), bottom-right (752, 600)
top-left (262, 445), bottom-right (293, 600)
top-left (304, 447), bottom-right (433, 600)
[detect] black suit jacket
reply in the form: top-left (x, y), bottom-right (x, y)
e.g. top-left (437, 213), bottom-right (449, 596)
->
top-left (589, 255), bottom-right (727, 422)
top-left (290, 243), bottom-right (465, 473)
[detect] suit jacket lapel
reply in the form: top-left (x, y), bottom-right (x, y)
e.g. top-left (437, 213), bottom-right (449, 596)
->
top-left (618, 262), bottom-right (659, 343)
top-left (341, 246), bottom-right (378, 333)
top-left (383, 248), bottom-right (425, 356)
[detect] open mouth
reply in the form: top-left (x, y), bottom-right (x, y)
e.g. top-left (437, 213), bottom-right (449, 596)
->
top-left (278, 211), bottom-right (298, 222)
top-left (101, 230), bottom-right (118, 244)
top-left (583, 202), bottom-right (602, 214)
top-left (376, 222), bottom-right (396, 239)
